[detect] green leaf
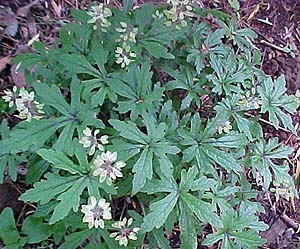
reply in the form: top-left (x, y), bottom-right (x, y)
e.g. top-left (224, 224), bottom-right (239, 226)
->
top-left (59, 229), bottom-right (94, 249)
top-left (234, 231), bottom-right (266, 248)
top-left (179, 165), bottom-right (199, 192)
top-left (0, 118), bottom-right (65, 156)
top-left (142, 173), bottom-right (177, 194)
top-left (181, 193), bottom-right (221, 227)
top-left (91, 41), bottom-right (108, 76)
top-left (0, 119), bottom-right (21, 182)
top-left (109, 63), bottom-right (163, 120)
top-left (213, 132), bottom-right (246, 148)
top-left (60, 54), bottom-right (102, 78)
top-left (54, 122), bottom-right (76, 156)
top-left (71, 9), bottom-right (89, 23)
top-left (26, 159), bottom-right (49, 184)
top-left (132, 147), bottom-right (153, 194)
top-left (0, 208), bottom-right (26, 247)
top-left (141, 41), bottom-right (175, 59)
top-left (227, 0), bottom-right (240, 10)
top-left (37, 149), bottom-right (83, 174)
top-left (135, 3), bottom-right (154, 30)
top-left (141, 191), bottom-right (179, 232)
top-left (204, 147), bottom-right (242, 172)
top-left (70, 76), bottom-right (82, 111)
top-left (50, 221), bottom-right (66, 244)
top-left (202, 233), bottom-right (224, 246)
top-left (19, 173), bottom-right (80, 204)
top-left (207, 29), bottom-right (226, 47)
top-left (234, 114), bottom-right (253, 140)
top-left (109, 119), bottom-right (148, 145)
top-left (163, 67), bottom-right (205, 110)
top-left (179, 201), bottom-right (197, 249)
top-left (33, 82), bottom-right (71, 115)
top-left (250, 138), bottom-right (294, 190)
top-left (22, 216), bottom-right (51, 243)
top-left (123, 0), bottom-right (133, 13)
top-left (86, 174), bottom-right (117, 196)
top-left (153, 229), bottom-right (171, 249)
top-left (50, 177), bottom-right (87, 224)
top-left (258, 76), bottom-right (297, 134)
top-left (203, 211), bottom-right (268, 248)
top-left (179, 115), bottom-right (242, 172)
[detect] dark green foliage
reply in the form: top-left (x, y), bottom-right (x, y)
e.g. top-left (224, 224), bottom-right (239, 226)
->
top-left (0, 1), bottom-right (298, 248)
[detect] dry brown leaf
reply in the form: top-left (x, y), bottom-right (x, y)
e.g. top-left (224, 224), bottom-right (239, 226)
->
top-left (27, 11), bottom-right (37, 37)
top-left (295, 160), bottom-right (300, 179)
top-left (28, 33), bottom-right (40, 46)
top-left (261, 218), bottom-right (287, 245)
top-left (0, 7), bottom-right (19, 37)
top-left (10, 64), bottom-right (26, 88)
top-left (0, 56), bottom-right (11, 73)
top-left (50, 0), bottom-right (62, 18)
top-left (17, 0), bottom-right (40, 17)
top-left (247, 4), bottom-right (260, 22)
top-left (290, 197), bottom-right (296, 213)
top-left (292, 147), bottom-right (300, 160)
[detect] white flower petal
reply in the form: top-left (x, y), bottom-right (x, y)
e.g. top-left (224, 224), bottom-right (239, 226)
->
top-left (90, 196), bottom-right (97, 206)
top-left (100, 135), bottom-right (109, 144)
top-left (127, 218), bottom-right (133, 226)
top-left (83, 128), bottom-right (92, 137)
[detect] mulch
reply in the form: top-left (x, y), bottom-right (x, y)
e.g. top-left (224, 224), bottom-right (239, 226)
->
top-left (0, 0), bottom-right (300, 248)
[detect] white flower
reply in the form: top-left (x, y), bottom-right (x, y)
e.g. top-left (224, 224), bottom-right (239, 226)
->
top-left (116, 22), bottom-right (138, 44)
top-left (2, 86), bottom-right (18, 108)
top-left (79, 127), bottom-right (109, 155)
top-left (217, 121), bottom-right (232, 134)
top-left (93, 151), bottom-right (126, 185)
top-left (115, 45), bottom-right (136, 68)
top-left (164, 0), bottom-right (194, 29)
top-left (81, 196), bottom-right (112, 229)
top-left (238, 92), bottom-right (262, 109)
top-left (152, 10), bottom-right (164, 19)
top-left (14, 88), bottom-right (44, 122)
top-left (110, 217), bottom-right (140, 246)
top-left (87, 3), bottom-right (112, 32)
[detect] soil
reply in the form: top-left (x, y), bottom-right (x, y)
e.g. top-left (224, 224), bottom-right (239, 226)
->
top-left (0, 0), bottom-right (300, 248)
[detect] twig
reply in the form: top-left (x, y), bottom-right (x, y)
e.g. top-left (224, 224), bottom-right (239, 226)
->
top-left (260, 40), bottom-right (288, 53)
top-left (282, 213), bottom-right (300, 231)
top-left (119, 199), bottom-right (127, 220)
top-left (260, 47), bottom-right (267, 70)
top-left (244, 113), bottom-right (293, 133)
top-left (285, 123), bottom-right (299, 145)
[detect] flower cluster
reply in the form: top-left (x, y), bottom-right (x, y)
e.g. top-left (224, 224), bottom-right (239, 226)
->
top-left (2, 86), bottom-right (44, 122)
top-left (114, 21), bottom-right (138, 68)
top-left (116, 22), bottom-right (138, 45)
top-left (152, 10), bottom-right (164, 20)
top-left (2, 86), bottom-right (18, 108)
top-left (79, 128), bottom-right (125, 185)
top-left (81, 196), bottom-right (112, 229)
top-left (271, 179), bottom-right (295, 202)
top-left (110, 217), bottom-right (140, 246)
top-left (164, 0), bottom-right (194, 29)
top-left (238, 88), bottom-right (262, 109)
top-left (216, 121), bottom-right (232, 134)
top-left (93, 151), bottom-right (126, 185)
top-left (79, 127), bottom-right (109, 155)
top-left (115, 44), bottom-right (137, 68)
top-left (81, 197), bottom-right (140, 246)
top-left (87, 3), bottom-right (112, 31)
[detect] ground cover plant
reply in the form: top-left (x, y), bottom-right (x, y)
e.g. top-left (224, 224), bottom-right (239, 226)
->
top-left (0, 0), bottom-right (299, 248)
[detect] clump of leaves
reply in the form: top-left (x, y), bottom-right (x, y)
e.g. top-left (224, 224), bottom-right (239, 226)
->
top-left (0, 0), bottom-right (298, 248)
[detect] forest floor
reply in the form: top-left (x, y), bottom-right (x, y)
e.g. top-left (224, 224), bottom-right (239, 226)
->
top-left (0, 0), bottom-right (300, 248)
